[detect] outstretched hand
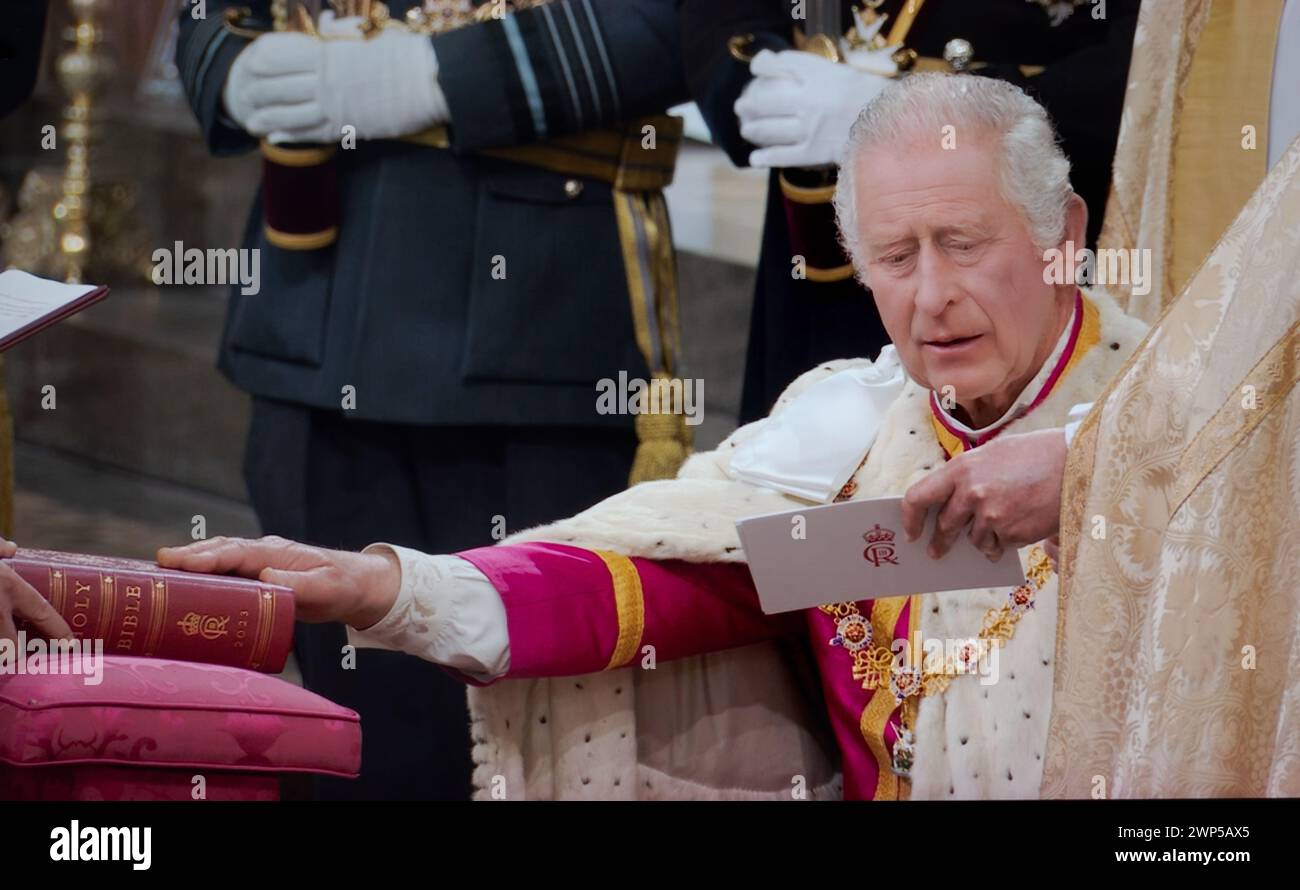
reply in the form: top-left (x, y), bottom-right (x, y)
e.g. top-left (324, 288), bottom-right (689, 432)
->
top-left (157, 536), bottom-right (400, 629)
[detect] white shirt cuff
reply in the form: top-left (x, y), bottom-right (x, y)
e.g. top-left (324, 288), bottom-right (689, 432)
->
top-left (1062, 401), bottom-right (1094, 447)
top-left (348, 544), bottom-right (510, 682)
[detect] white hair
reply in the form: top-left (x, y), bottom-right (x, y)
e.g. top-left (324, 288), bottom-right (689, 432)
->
top-left (833, 73), bottom-right (1073, 280)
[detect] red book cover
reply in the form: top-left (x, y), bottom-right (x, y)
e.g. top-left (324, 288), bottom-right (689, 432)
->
top-left (3, 549), bottom-right (295, 673)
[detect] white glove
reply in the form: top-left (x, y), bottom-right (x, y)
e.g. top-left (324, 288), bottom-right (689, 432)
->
top-left (735, 48), bottom-right (892, 169)
top-left (222, 13), bottom-right (449, 145)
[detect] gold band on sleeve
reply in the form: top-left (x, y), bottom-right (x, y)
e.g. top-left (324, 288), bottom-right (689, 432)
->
top-left (593, 550), bottom-right (646, 670)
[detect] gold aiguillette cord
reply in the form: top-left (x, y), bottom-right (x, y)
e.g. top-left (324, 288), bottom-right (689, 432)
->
top-left (885, 0), bottom-right (926, 47)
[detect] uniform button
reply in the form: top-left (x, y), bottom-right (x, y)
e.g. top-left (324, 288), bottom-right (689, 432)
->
top-left (943, 38), bottom-right (974, 72)
top-left (564, 179), bottom-right (584, 199)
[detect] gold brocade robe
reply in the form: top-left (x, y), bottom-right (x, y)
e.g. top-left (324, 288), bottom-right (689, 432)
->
top-left (1099, 0), bottom-right (1288, 320)
top-left (1044, 137), bottom-right (1300, 797)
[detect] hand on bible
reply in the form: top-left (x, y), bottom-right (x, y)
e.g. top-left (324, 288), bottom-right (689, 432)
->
top-left (900, 428), bottom-right (1068, 563)
top-left (0, 537), bottom-right (73, 645)
top-left (156, 536), bottom-right (400, 629)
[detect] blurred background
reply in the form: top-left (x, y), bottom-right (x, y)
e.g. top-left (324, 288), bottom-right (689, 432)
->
top-left (0, 0), bottom-right (766, 560)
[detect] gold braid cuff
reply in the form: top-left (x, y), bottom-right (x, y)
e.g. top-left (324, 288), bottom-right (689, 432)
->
top-left (593, 550), bottom-right (646, 670)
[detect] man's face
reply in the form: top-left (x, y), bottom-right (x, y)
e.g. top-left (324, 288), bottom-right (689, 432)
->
top-left (852, 134), bottom-right (1061, 408)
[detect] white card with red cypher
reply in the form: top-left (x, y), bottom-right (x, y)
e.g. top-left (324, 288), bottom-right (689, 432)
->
top-left (735, 496), bottom-right (1025, 614)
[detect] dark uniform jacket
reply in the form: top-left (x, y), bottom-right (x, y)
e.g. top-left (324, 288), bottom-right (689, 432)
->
top-left (0, 0), bottom-right (48, 119)
top-left (679, 0), bottom-right (1139, 421)
top-left (177, 0), bottom-right (686, 426)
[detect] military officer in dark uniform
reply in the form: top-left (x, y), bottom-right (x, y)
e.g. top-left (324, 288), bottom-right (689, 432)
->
top-left (176, 0), bottom-right (687, 799)
top-left (0, 0), bottom-right (48, 120)
top-left (679, 0), bottom-right (1139, 422)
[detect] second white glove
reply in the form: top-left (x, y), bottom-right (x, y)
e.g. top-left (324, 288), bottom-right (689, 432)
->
top-left (735, 48), bottom-right (892, 169)
top-left (222, 22), bottom-right (449, 145)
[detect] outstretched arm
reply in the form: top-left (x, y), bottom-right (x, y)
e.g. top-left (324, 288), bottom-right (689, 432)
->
top-left (157, 536), bottom-right (794, 684)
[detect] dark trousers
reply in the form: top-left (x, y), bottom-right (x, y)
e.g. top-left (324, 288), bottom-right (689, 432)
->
top-left (243, 397), bottom-right (638, 800)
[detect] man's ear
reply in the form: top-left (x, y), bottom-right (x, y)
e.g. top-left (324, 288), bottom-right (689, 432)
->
top-left (1060, 192), bottom-right (1088, 253)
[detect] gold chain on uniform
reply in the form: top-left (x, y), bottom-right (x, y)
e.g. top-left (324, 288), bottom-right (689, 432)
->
top-left (401, 0), bottom-right (554, 34)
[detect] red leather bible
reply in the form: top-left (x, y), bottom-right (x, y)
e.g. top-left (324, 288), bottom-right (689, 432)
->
top-left (3, 549), bottom-right (295, 673)
top-left (0, 270), bottom-right (110, 351)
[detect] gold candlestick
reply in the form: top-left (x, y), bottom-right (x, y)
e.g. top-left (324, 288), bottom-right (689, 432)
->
top-left (53, 0), bottom-right (113, 284)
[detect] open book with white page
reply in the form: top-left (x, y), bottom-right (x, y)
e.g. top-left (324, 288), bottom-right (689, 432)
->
top-left (0, 269), bottom-right (110, 351)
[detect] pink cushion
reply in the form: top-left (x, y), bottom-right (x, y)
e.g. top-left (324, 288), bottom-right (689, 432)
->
top-left (0, 764), bottom-right (280, 801)
top-left (0, 656), bottom-right (360, 780)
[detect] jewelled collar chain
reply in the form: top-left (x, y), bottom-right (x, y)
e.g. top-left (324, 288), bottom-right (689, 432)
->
top-left (821, 544), bottom-right (1054, 693)
top-left (819, 441), bottom-right (1056, 779)
top-left (260, 1), bottom-right (557, 36)
top-left (818, 546), bottom-right (1054, 777)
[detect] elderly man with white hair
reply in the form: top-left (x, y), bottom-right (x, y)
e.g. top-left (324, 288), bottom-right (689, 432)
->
top-left (155, 74), bottom-right (1148, 801)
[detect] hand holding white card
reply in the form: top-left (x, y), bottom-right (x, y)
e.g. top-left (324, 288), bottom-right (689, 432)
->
top-left (0, 270), bottom-right (109, 351)
top-left (735, 495), bottom-right (1026, 614)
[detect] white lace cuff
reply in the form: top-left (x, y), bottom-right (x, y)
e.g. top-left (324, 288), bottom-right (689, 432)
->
top-left (347, 544), bottom-right (510, 682)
